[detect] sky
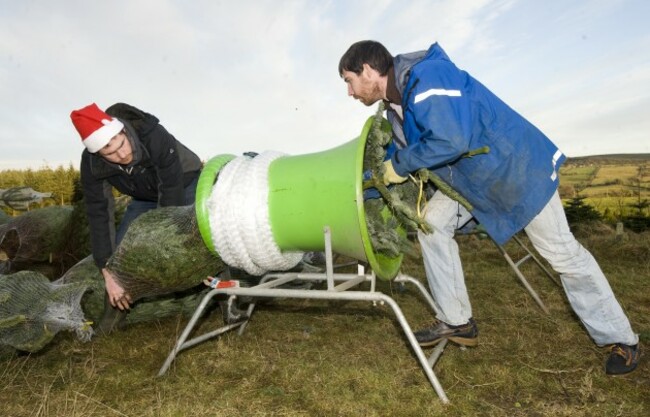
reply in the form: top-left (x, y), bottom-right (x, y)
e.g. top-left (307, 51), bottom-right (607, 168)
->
top-left (1, 0), bottom-right (649, 170)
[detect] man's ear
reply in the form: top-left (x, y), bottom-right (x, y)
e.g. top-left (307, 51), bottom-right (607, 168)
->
top-left (362, 63), bottom-right (379, 80)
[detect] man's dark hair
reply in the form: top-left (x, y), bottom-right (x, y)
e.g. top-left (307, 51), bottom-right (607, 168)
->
top-left (338, 40), bottom-right (393, 77)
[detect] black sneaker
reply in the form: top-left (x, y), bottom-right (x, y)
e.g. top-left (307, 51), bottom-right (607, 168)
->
top-left (414, 318), bottom-right (478, 347)
top-left (605, 343), bottom-right (640, 375)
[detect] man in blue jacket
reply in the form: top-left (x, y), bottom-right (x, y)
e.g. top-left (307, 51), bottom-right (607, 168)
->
top-left (338, 40), bottom-right (639, 375)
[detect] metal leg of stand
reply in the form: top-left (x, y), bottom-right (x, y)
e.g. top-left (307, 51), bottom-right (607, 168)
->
top-left (378, 293), bottom-right (449, 403)
top-left (324, 226), bottom-right (335, 290)
top-left (237, 301), bottom-right (257, 336)
top-left (427, 339), bottom-right (449, 368)
top-left (512, 235), bottom-right (561, 287)
top-left (394, 273), bottom-right (441, 316)
top-left (493, 241), bottom-right (550, 315)
top-left (394, 273), bottom-right (451, 398)
top-left (158, 289), bottom-right (245, 376)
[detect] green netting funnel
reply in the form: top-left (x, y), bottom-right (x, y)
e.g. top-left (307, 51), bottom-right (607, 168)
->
top-left (266, 117), bottom-right (402, 280)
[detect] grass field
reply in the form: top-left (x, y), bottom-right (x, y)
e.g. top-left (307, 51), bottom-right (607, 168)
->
top-left (559, 166), bottom-right (598, 186)
top-left (2, 227), bottom-right (648, 416)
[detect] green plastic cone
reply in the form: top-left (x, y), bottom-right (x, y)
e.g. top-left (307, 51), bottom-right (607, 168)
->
top-left (195, 116), bottom-right (403, 280)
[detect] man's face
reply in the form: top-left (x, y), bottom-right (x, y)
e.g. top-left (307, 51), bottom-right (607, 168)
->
top-left (98, 131), bottom-right (133, 165)
top-left (341, 64), bottom-right (384, 106)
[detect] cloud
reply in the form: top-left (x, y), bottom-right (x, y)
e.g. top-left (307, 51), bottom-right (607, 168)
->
top-left (0, 0), bottom-right (648, 170)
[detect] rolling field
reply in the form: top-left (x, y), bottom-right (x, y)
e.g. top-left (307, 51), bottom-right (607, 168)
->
top-left (559, 154), bottom-right (650, 218)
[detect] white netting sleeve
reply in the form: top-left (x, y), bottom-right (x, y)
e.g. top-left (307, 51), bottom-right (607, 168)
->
top-left (206, 152), bottom-right (303, 275)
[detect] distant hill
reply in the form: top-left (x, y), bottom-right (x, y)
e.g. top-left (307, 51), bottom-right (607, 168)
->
top-left (565, 154), bottom-right (650, 165)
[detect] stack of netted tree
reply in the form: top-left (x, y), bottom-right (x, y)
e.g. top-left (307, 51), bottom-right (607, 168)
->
top-left (0, 204), bottom-right (226, 356)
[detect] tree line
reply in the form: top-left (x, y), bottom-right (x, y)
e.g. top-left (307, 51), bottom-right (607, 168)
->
top-left (0, 164), bottom-right (79, 213)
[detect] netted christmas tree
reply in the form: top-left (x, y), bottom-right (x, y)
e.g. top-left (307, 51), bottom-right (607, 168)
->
top-left (0, 206), bottom-right (75, 277)
top-left (60, 255), bottom-right (215, 327)
top-left (106, 205), bottom-right (224, 301)
top-left (0, 270), bottom-right (92, 352)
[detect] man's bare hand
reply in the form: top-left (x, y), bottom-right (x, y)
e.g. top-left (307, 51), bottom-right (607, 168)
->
top-left (102, 268), bottom-right (132, 310)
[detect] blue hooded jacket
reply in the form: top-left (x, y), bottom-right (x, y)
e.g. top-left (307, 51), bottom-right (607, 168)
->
top-left (388, 43), bottom-right (565, 244)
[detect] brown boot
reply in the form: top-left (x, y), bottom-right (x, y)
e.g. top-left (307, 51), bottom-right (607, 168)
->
top-left (414, 318), bottom-right (479, 347)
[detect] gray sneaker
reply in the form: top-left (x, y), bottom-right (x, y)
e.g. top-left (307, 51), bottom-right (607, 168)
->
top-left (414, 318), bottom-right (478, 347)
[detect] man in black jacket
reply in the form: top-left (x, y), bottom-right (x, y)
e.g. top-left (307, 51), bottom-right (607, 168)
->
top-left (70, 103), bottom-right (202, 326)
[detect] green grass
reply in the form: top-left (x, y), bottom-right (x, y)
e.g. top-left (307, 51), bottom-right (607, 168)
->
top-left (558, 166), bottom-right (596, 187)
top-left (581, 196), bottom-right (640, 215)
top-left (590, 165), bottom-right (638, 187)
top-left (1, 228), bottom-right (649, 416)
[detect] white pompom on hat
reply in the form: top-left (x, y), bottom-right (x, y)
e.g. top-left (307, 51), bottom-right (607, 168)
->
top-left (70, 103), bottom-right (124, 153)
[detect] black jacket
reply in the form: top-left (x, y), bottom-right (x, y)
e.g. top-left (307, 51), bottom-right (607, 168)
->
top-left (81, 103), bottom-right (202, 268)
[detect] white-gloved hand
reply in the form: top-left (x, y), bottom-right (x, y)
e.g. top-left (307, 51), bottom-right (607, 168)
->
top-left (382, 160), bottom-right (408, 186)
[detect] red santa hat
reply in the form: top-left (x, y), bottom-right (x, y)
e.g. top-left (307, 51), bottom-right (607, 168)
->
top-left (70, 103), bottom-right (124, 153)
